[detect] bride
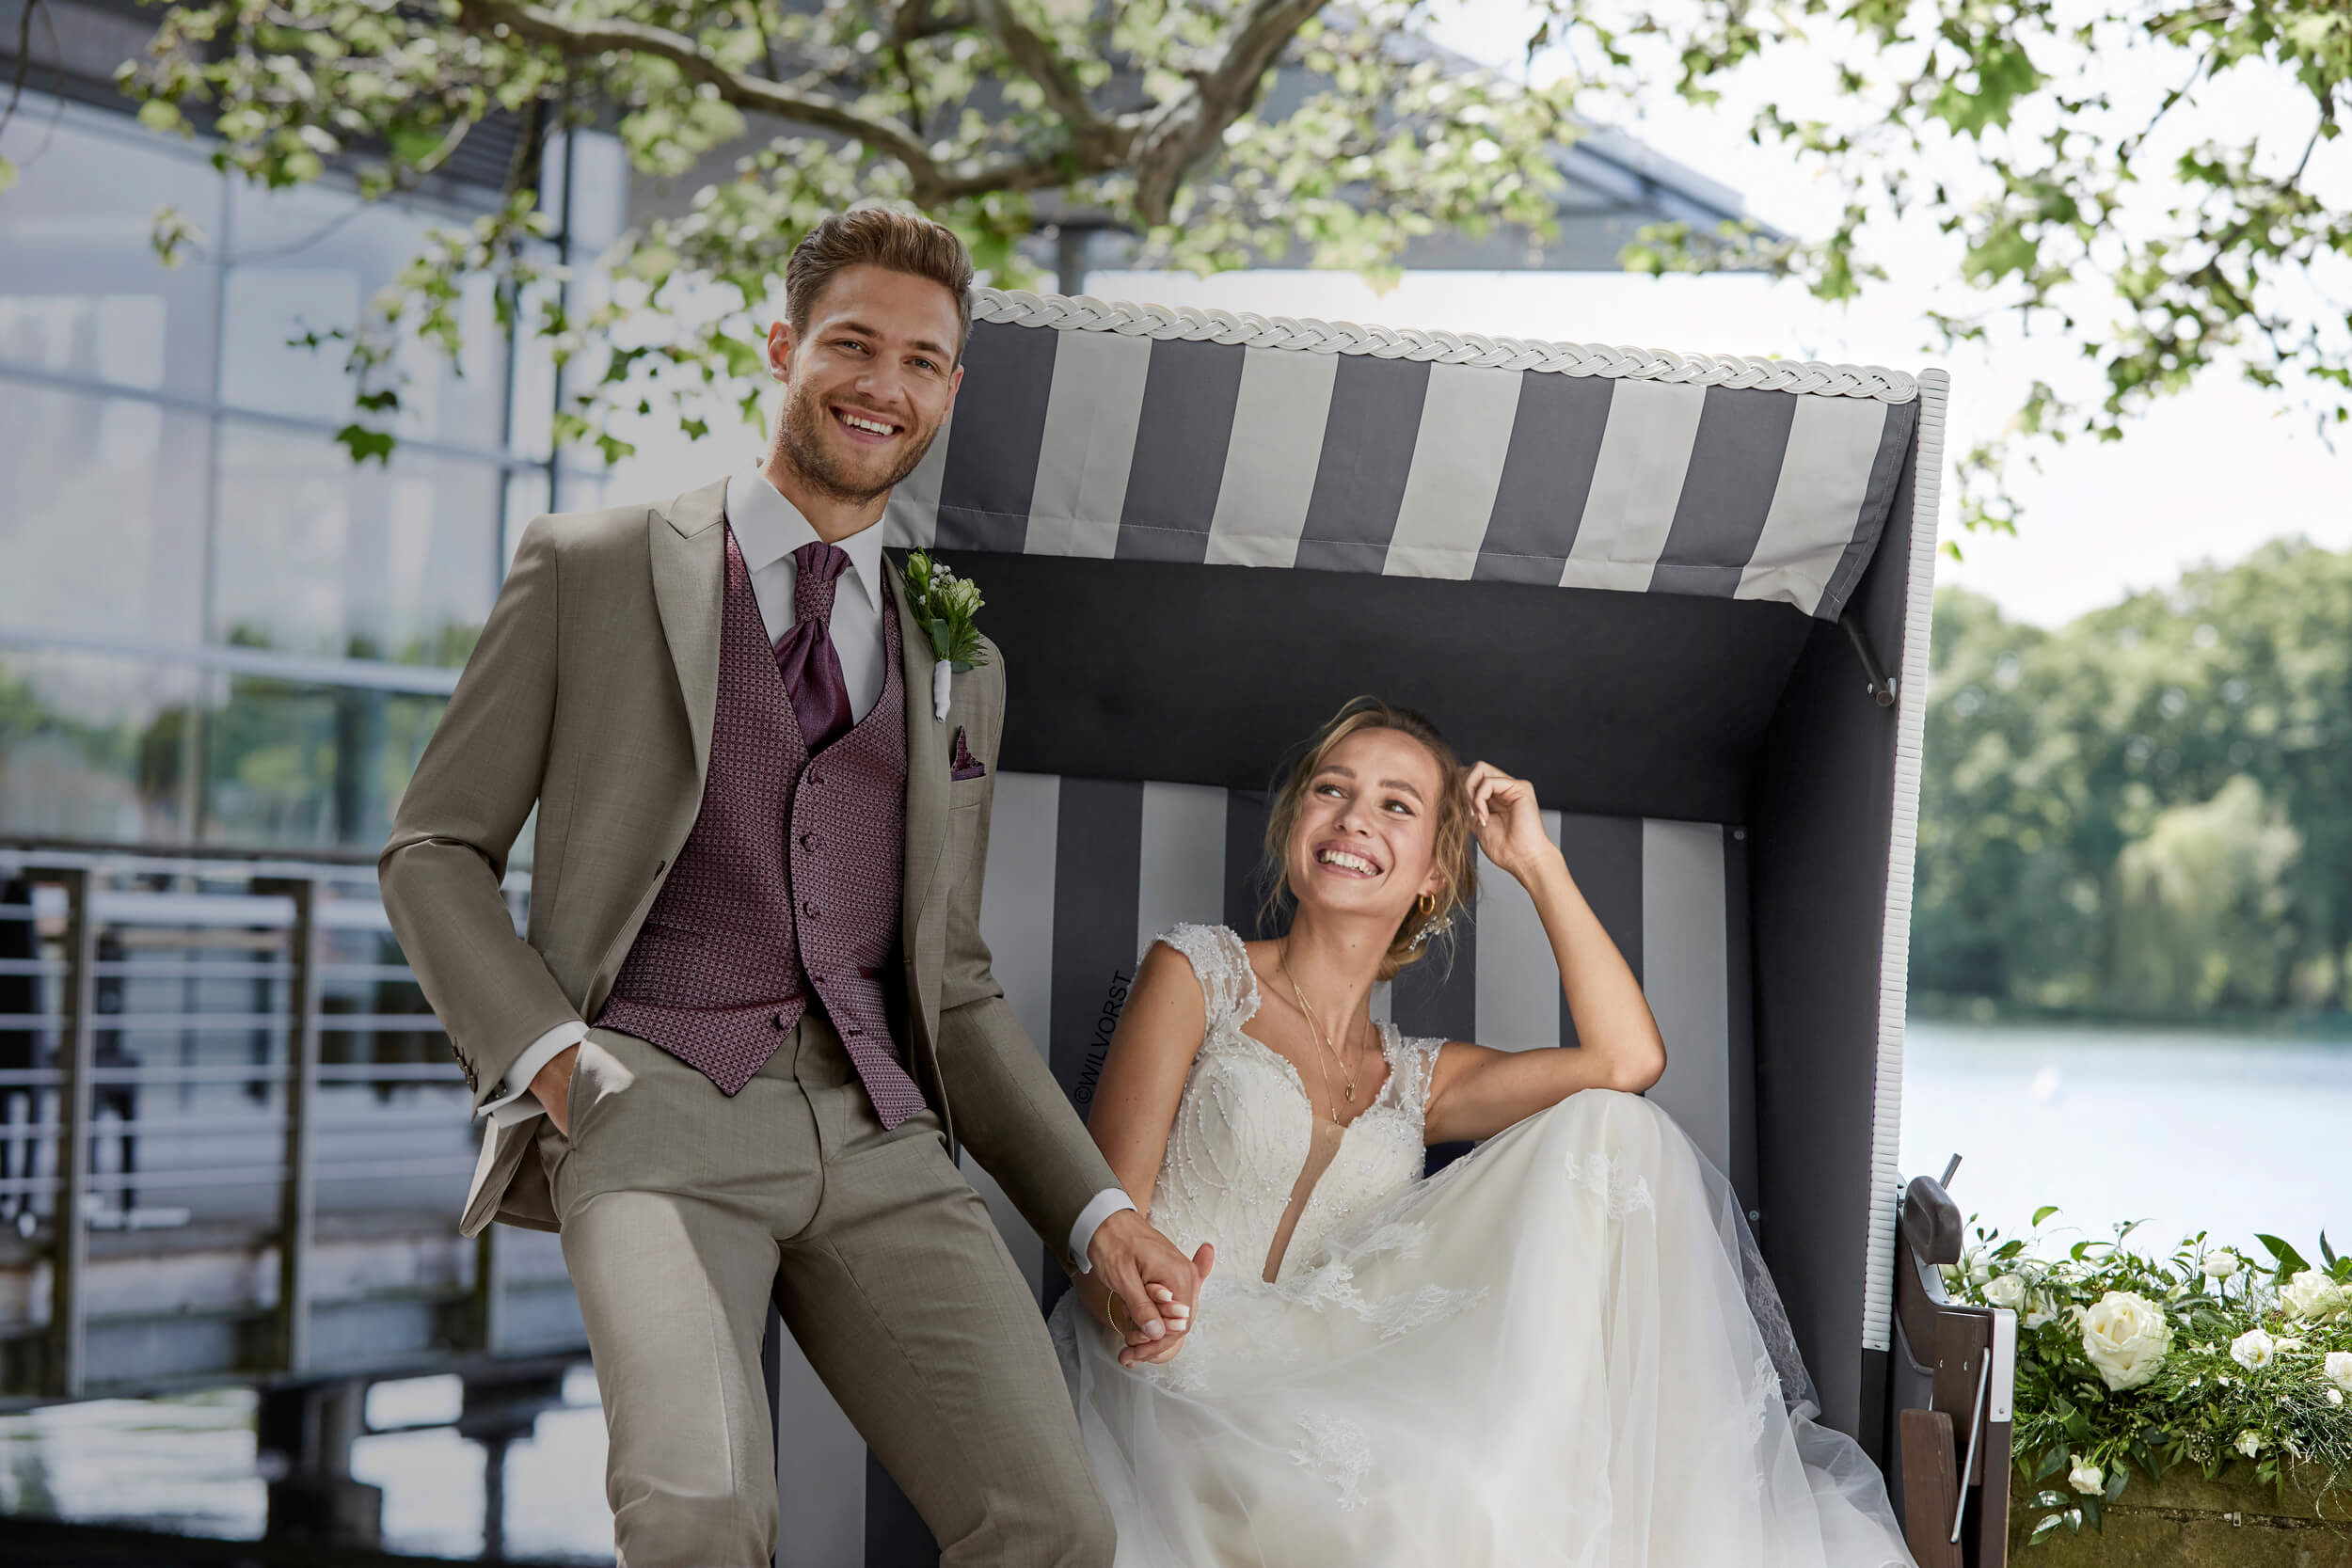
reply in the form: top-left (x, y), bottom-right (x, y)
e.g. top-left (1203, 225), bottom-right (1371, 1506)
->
top-left (1050, 698), bottom-right (1916, 1567)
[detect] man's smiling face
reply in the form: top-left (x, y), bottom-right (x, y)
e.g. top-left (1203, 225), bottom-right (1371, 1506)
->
top-left (771, 262), bottom-right (964, 505)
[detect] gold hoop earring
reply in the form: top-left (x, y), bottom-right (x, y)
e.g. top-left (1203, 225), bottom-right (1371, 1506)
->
top-left (1409, 893), bottom-right (1450, 950)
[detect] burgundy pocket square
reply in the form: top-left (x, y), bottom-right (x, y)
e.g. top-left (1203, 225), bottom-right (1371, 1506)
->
top-left (949, 725), bottom-right (988, 781)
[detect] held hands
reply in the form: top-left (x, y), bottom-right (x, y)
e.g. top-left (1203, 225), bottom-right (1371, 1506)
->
top-left (1463, 761), bottom-right (1565, 888)
top-left (528, 1042), bottom-right (580, 1136)
top-left (1088, 1209), bottom-right (1215, 1368)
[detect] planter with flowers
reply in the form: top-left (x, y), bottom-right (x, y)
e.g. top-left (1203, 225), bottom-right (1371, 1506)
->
top-left (1941, 1214), bottom-right (2352, 1563)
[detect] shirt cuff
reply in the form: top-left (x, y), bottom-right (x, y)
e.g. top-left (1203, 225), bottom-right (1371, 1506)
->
top-left (475, 1022), bottom-right (586, 1120)
top-left (1066, 1187), bottom-right (1137, 1275)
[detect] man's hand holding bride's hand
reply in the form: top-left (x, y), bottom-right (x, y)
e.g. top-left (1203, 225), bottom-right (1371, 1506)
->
top-left (528, 1043), bottom-right (580, 1137)
top-left (1463, 761), bottom-right (1567, 889)
top-left (1089, 1211), bottom-right (1214, 1368)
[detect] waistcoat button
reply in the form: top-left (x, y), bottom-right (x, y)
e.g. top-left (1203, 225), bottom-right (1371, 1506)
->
top-left (798, 832), bottom-right (816, 850)
top-left (802, 900), bottom-right (819, 919)
top-left (771, 1011), bottom-right (786, 1029)
top-left (844, 1026), bottom-right (863, 1038)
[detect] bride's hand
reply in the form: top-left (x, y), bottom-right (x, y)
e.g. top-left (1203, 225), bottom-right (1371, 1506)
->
top-left (1463, 762), bottom-right (1564, 887)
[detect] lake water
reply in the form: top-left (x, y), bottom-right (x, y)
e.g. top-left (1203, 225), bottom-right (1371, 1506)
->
top-left (3, 1019), bottom-right (2347, 1561)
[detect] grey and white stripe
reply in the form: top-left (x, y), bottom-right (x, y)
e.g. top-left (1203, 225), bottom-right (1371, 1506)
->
top-left (773, 774), bottom-right (1751, 1561)
top-left (886, 302), bottom-right (1919, 620)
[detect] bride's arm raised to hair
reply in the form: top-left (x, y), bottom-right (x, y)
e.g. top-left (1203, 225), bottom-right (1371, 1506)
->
top-left (1075, 939), bottom-right (1218, 1363)
top-left (1422, 764), bottom-right (1667, 1147)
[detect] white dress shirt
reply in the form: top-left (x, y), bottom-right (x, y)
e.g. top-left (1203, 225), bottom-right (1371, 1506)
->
top-left (477, 467), bottom-right (1133, 1270)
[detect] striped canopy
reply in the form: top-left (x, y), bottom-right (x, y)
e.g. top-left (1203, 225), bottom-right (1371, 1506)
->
top-left (885, 291), bottom-right (1923, 621)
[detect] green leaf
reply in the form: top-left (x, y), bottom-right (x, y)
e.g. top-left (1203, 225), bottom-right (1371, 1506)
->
top-left (2028, 1512), bottom-right (2065, 1544)
top-left (355, 388), bottom-right (401, 413)
top-left (2035, 1448), bottom-right (2067, 1481)
top-left (137, 100), bottom-right (183, 134)
top-left (334, 423), bottom-right (396, 465)
top-left (2322, 1232), bottom-right (2336, 1270)
top-left (0, 154), bottom-right (14, 195)
top-left (2255, 1234), bottom-right (2310, 1276)
top-left (2034, 1206), bottom-right (2061, 1227)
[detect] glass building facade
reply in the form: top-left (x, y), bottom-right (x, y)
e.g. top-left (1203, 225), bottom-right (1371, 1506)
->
top-left (1, 93), bottom-right (621, 852)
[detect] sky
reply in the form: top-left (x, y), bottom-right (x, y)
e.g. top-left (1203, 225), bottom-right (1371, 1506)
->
top-left (614, 0), bottom-right (2350, 632)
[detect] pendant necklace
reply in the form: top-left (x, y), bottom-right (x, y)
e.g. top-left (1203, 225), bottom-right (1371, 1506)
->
top-left (1280, 946), bottom-right (1360, 1124)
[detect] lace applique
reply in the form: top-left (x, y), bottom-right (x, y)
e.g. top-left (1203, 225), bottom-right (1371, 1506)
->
top-left (1744, 1349), bottom-right (1785, 1448)
top-left (1152, 922), bottom-right (1261, 1028)
top-left (1286, 1412), bottom-right (1373, 1511)
top-left (1270, 1243), bottom-right (1489, 1343)
top-left (1562, 1150), bottom-right (1655, 1220)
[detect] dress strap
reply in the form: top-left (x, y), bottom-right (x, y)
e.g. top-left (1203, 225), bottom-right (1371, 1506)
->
top-left (1151, 923), bottom-right (1258, 1026)
top-left (1376, 1024), bottom-right (1447, 1120)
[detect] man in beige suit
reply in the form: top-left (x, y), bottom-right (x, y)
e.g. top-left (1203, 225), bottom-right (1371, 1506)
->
top-left (381, 209), bottom-right (1207, 1568)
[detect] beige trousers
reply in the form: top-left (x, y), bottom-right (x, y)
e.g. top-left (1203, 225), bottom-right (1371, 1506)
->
top-left (539, 1018), bottom-right (1114, 1568)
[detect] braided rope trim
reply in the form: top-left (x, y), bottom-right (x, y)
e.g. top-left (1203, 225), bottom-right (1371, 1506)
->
top-left (973, 287), bottom-right (1921, 404)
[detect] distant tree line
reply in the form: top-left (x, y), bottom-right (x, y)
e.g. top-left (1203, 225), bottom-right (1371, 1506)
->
top-left (1915, 540), bottom-right (2352, 1024)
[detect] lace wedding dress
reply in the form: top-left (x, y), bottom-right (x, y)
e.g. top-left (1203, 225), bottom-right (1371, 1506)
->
top-left (1048, 923), bottom-right (1915, 1567)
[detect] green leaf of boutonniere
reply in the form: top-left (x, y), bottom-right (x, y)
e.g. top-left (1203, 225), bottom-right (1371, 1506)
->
top-left (903, 551), bottom-right (990, 673)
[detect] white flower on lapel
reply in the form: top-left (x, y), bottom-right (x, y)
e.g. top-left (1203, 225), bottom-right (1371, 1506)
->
top-left (902, 550), bottom-right (987, 724)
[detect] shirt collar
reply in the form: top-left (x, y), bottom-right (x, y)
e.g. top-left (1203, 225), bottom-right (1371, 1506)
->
top-left (723, 467), bottom-right (887, 617)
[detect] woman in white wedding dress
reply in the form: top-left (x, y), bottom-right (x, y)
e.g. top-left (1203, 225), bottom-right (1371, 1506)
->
top-left (1049, 698), bottom-right (1916, 1568)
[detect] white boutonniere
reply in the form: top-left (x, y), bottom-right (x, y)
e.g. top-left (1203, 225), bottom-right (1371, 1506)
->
top-left (902, 550), bottom-right (989, 721)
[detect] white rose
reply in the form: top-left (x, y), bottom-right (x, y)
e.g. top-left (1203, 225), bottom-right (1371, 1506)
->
top-left (1984, 1274), bottom-right (2027, 1309)
top-left (2324, 1351), bottom-right (2352, 1395)
top-left (2078, 1291), bottom-right (2173, 1391)
top-left (2231, 1328), bottom-right (2276, 1371)
top-left (2275, 1337), bottom-right (2304, 1353)
top-left (2025, 1294), bottom-right (2059, 1330)
top-left (2280, 1270), bottom-right (2344, 1322)
top-left (2202, 1252), bottom-right (2240, 1280)
top-left (2067, 1456), bottom-right (2104, 1496)
top-left (2236, 1430), bottom-right (2264, 1459)
top-left (2328, 1388), bottom-right (2345, 1407)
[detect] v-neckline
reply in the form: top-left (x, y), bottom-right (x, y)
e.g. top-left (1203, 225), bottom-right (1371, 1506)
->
top-left (1230, 941), bottom-right (1400, 1136)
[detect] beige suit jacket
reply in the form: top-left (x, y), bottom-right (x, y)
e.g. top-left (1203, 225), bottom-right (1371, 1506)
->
top-left (379, 477), bottom-right (1117, 1257)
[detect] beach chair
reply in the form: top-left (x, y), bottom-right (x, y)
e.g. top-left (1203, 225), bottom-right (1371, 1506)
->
top-left (761, 287), bottom-right (2006, 1566)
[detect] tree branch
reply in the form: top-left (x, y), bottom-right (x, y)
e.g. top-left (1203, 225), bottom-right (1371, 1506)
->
top-left (968, 0), bottom-right (1099, 137)
top-left (1130, 0), bottom-right (1330, 222)
top-left (463, 0), bottom-right (939, 174)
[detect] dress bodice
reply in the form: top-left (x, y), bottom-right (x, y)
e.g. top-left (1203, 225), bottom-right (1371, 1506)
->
top-left (1145, 924), bottom-right (1443, 1285)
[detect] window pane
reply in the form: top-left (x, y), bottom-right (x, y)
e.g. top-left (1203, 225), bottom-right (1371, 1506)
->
top-left (0, 380), bottom-right (212, 647)
top-left (213, 420), bottom-right (502, 667)
top-left (0, 99), bottom-right (223, 401)
top-left (200, 674), bottom-right (448, 849)
top-left (0, 650), bottom-right (205, 840)
top-left (220, 180), bottom-right (511, 453)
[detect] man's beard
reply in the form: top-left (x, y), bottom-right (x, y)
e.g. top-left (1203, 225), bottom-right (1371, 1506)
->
top-left (776, 383), bottom-right (939, 505)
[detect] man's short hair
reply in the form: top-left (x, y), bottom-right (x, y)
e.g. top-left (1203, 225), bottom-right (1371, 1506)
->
top-left (784, 207), bottom-right (976, 360)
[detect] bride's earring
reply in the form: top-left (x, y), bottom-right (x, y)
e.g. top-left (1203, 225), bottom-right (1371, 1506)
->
top-left (1409, 893), bottom-right (1450, 949)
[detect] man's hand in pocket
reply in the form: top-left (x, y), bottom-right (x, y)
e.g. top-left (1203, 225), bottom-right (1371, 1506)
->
top-left (530, 1042), bottom-right (580, 1135)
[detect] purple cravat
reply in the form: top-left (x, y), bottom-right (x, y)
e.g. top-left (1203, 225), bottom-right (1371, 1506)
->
top-left (775, 541), bottom-right (853, 752)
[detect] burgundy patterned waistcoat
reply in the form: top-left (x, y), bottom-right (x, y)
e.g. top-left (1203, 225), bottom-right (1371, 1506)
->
top-left (596, 526), bottom-right (925, 1121)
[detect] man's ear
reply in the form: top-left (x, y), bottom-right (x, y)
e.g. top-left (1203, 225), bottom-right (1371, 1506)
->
top-left (766, 318), bottom-right (794, 382)
top-left (946, 359), bottom-right (965, 408)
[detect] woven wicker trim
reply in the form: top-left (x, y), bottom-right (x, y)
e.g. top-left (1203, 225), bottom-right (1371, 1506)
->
top-left (973, 287), bottom-right (1921, 404)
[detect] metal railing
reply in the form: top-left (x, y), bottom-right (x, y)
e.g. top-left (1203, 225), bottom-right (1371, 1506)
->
top-left (0, 838), bottom-right (550, 1401)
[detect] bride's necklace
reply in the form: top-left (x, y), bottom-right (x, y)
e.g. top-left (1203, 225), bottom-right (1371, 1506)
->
top-left (1279, 948), bottom-right (1365, 1124)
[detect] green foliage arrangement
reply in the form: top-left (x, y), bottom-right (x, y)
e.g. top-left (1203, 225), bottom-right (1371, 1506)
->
top-left (1944, 1212), bottom-right (2352, 1546)
top-left (1917, 542), bottom-right (2352, 1019)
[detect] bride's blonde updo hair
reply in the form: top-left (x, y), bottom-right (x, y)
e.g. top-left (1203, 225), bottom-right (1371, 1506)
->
top-left (1262, 697), bottom-right (1479, 982)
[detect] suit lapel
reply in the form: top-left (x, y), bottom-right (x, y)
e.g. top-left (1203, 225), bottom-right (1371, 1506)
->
top-left (893, 558), bottom-right (950, 960)
top-left (649, 477), bottom-right (730, 787)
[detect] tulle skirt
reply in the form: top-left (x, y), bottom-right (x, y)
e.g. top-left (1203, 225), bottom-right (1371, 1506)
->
top-left (1049, 1089), bottom-right (1916, 1567)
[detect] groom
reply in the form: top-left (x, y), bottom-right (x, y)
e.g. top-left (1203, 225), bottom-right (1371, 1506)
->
top-left (381, 207), bottom-right (1203, 1567)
